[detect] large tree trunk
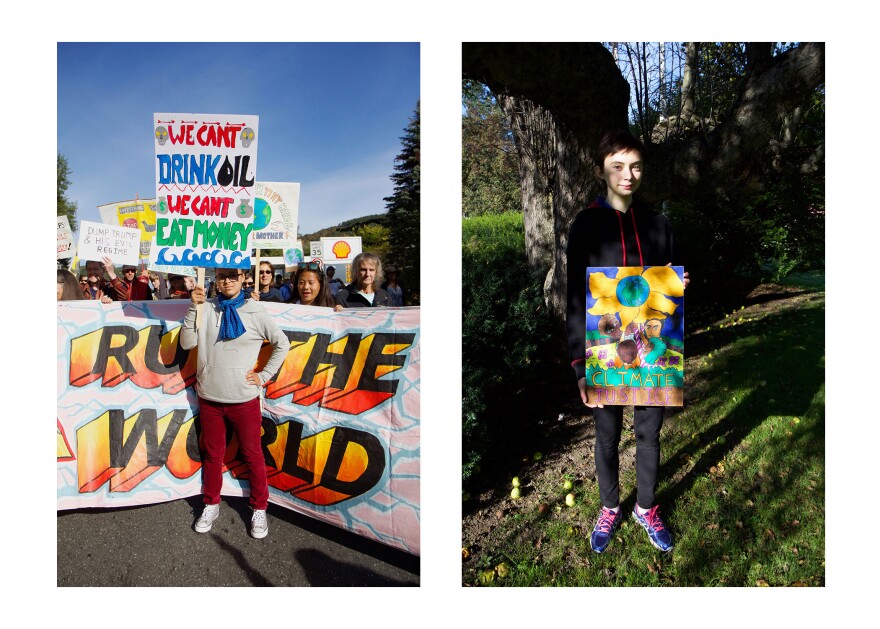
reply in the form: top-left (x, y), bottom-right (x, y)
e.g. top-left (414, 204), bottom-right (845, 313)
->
top-left (462, 42), bottom-right (824, 318)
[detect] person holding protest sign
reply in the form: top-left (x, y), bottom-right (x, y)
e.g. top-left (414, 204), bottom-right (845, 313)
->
top-left (106, 262), bottom-right (151, 301)
top-left (335, 252), bottom-right (392, 308)
top-left (181, 267), bottom-right (289, 539)
top-left (82, 260), bottom-right (116, 303)
top-left (279, 272), bottom-right (298, 303)
top-left (566, 130), bottom-right (689, 555)
top-left (57, 269), bottom-right (83, 301)
top-left (253, 261), bottom-right (284, 303)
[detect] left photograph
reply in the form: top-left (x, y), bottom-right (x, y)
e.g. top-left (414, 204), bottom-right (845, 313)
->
top-left (57, 42), bottom-right (420, 586)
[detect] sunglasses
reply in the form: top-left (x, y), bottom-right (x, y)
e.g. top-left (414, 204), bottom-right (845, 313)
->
top-left (259, 270), bottom-right (274, 275)
top-left (243, 282), bottom-right (255, 287)
top-left (298, 262), bottom-right (321, 271)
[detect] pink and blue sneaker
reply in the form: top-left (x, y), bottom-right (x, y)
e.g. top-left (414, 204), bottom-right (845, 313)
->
top-left (590, 506), bottom-right (623, 553)
top-left (632, 504), bottom-right (674, 552)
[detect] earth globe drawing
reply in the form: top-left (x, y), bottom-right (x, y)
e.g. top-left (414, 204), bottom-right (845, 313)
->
top-left (284, 248), bottom-right (304, 265)
top-left (253, 198), bottom-right (272, 231)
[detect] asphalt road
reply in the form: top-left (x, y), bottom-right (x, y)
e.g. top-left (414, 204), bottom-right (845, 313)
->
top-left (57, 496), bottom-right (419, 586)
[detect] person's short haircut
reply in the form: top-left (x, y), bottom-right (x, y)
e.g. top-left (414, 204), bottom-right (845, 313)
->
top-left (596, 130), bottom-right (645, 165)
top-left (352, 252), bottom-right (384, 287)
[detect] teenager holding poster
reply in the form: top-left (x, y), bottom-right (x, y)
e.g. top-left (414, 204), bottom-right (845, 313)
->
top-left (181, 268), bottom-right (289, 538)
top-left (565, 130), bottom-right (688, 555)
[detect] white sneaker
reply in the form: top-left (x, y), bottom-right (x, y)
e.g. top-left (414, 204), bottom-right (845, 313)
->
top-left (194, 503), bottom-right (220, 533)
top-left (251, 509), bottom-right (268, 539)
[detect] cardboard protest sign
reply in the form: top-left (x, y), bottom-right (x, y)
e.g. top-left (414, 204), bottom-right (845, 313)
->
top-left (283, 241), bottom-right (305, 272)
top-left (57, 301), bottom-right (421, 555)
top-left (153, 113), bottom-right (259, 269)
top-left (584, 266), bottom-right (685, 406)
top-left (321, 236), bottom-right (362, 266)
top-left (57, 216), bottom-right (74, 259)
top-left (97, 198), bottom-right (157, 261)
top-left (77, 220), bottom-right (141, 265)
top-left (253, 182), bottom-right (300, 248)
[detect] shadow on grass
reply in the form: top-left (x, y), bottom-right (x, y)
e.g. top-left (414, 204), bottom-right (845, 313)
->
top-left (634, 298), bottom-right (825, 585)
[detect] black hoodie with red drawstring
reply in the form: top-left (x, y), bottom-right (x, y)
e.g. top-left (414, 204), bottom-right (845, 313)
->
top-left (565, 197), bottom-right (675, 381)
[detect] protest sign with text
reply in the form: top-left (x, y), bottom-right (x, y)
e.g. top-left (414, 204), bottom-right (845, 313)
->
top-left (77, 220), bottom-right (141, 265)
top-left (253, 182), bottom-right (299, 248)
top-left (584, 266), bottom-right (685, 406)
top-left (153, 113), bottom-right (259, 269)
top-left (57, 216), bottom-right (74, 259)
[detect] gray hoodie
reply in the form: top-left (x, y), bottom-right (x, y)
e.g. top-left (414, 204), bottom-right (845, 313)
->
top-left (180, 297), bottom-right (289, 403)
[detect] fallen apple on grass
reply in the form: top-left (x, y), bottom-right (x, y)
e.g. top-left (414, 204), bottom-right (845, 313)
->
top-left (565, 493), bottom-right (576, 507)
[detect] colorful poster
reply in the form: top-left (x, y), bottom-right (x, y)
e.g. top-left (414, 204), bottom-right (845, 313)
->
top-left (253, 182), bottom-right (300, 248)
top-left (76, 220), bottom-right (141, 265)
top-left (57, 215), bottom-right (74, 259)
top-left (57, 301), bottom-right (420, 555)
top-left (320, 236), bottom-right (362, 266)
top-left (584, 266), bottom-right (685, 406)
top-left (153, 113), bottom-right (259, 269)
top-left (97, 198), bottom-right (157, 261)
top-left (283, 240), bottom-right (305, 272)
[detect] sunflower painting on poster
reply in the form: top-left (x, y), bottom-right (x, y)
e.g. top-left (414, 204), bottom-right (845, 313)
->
top-left (585, 266), bottom-right (685, 406)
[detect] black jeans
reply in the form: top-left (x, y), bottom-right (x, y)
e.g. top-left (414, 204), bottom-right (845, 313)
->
top-left (594, 405), bottom-right (664, 509)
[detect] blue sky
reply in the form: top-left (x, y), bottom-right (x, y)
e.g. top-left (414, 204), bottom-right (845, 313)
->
top-left (58, 42), bottom-right (419, 235)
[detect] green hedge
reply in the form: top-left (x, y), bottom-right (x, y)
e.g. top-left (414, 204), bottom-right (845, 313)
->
top-left (462, 212), bottom-right (559, 481)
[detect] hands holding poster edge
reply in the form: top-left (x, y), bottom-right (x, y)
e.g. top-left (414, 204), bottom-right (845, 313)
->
top-left (579, 262), bottom-right (689, 408)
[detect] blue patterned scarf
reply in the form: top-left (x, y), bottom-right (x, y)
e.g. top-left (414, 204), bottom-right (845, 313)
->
top-left (216, 291), bottom-right (246, 340)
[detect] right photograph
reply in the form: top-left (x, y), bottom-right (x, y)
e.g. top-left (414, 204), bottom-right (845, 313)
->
top-left (461, 42), bottom-right (825, 587)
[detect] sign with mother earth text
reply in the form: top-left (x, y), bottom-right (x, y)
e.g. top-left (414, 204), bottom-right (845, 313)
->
top-left (153, 113), bottom-right (259, 269)
top-left (585, 266), bottom-right (685, 406)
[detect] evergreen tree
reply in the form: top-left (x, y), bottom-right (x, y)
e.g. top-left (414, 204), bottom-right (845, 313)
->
top-left (385, 102), bottom-right (420, 305)
top-left (57, 153), bottom-right (78, 232)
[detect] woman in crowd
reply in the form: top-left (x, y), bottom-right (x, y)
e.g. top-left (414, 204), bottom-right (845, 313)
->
top-left (57, 269), bottom-right (84, 301)
top-left (293, 262), bottom-right (336, 307)
top-left (253, 261), bottom-right (283, 302)
top-left (381, 265), bottom-right (404, 307)
top-left (335, 252), bottom-right (391, 308)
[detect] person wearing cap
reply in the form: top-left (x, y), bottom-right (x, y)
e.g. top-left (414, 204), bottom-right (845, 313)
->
top-left (381, 265), bottom-right (404, 307)
top-left (165, 274), bottom-right (192, 299)
top-left (180, 267), bottom-right (289, 539)
top-left (325, 265), bottom-right (345, 299)
top-left (106, 261), bottom-right (151, 301)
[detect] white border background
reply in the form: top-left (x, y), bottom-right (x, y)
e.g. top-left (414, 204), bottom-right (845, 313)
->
top-left (3, 1), bottom-right (870, 625)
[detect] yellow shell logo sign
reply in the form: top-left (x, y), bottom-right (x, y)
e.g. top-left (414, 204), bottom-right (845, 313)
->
top-left (332, 240), bottom-right (351, 259)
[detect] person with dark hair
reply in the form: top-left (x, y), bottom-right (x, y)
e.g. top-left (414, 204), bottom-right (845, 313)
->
top-left (165, 274), bottom-right (191, 299)
top-left (335, 252), bottom-right (392, 308)
top-left (82, 259), bottom-right (116, 303)
top-left (293, 261), bottom-right (336, 308)
top-left (381, 265), bottom-right (404, 307)
top-left (57, 269), bottom-right (83, 301)
top-left (279, 272), bottom-right (298, 303)
top-left (253, 261), bottom-right (283, 303)
top-left (325, 265), bottom-right (345, 299)
top-left (180, 267), bottom-right (289, 539)
top-left (566, 130), bottom-right (688, 555)
top-left (107, 263), bottom-right (151, 301)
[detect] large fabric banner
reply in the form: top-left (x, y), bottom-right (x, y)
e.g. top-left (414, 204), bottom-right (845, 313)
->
top-left (57, 301), bottom-right (420, 555)
top-left (585, 266), bottom-right (684, 406)
top-left (153, 113), bottom-right (259, 269)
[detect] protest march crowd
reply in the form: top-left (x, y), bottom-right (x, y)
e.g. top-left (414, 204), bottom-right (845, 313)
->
top-left (57, 252), bottom-right (406, 309)
top-left (57, 249), bottom-right (409, 539)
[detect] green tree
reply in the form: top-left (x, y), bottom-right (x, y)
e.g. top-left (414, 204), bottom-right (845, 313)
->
top-left (385, 102), bottom-right (420, 305)
top-left (462, 80), bottom-right (521, 217)
top-left (57, 153), bottom-right (78, 232)
top-left (353, 223), bottom-right (391, 262)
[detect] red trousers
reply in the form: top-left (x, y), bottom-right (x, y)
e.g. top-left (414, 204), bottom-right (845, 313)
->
top-left (198, 396), bottom-right (269, 510)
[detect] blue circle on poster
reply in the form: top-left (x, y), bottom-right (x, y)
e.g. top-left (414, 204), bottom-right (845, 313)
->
top-left (253, 198), bottom-right (271, 230)
top-left (616, 275), bottom-right (650, 307)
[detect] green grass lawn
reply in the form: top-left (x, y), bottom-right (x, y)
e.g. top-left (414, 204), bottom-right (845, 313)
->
top-left (464, 287), bottom-right (825, 587)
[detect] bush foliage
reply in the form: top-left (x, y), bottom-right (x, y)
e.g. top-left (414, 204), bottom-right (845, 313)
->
top-left (462, 212), bottom-right (560, 481)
